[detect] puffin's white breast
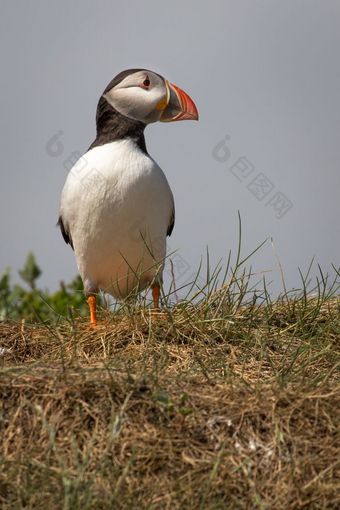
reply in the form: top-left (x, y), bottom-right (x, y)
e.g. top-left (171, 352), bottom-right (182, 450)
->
top-left (60, 139), bottom-right (174, 297)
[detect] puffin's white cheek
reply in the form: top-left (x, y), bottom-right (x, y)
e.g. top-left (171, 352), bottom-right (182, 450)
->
top-left (104, 88), bottom-right (165, 124)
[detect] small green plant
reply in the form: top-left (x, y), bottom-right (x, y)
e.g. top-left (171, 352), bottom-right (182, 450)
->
top-left (0, 253), bottom-right (88, 322)
top-left (18, 252), bottom-right (42, 290)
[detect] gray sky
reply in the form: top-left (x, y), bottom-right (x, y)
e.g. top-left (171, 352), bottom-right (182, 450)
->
top-left (1, 0), bottom-right (339, 296)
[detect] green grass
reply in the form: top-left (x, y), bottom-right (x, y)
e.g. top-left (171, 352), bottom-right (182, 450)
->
top-left (0, 235), bottom-right (339, 509)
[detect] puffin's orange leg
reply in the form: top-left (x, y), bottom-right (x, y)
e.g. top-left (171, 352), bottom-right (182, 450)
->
top-left (87, 295), bottom-right (97, 326)
top-left (152, 284), bottom-right (160, 309)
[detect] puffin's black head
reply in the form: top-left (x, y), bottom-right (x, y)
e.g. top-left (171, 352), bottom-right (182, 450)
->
top-left (91, 68), bottom-right (198, 151)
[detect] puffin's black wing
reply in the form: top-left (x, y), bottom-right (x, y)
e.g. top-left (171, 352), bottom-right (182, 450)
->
top-left (57, 216), bottom-right (74, 250)
top-left (167, 204), bottom-right (175, 237)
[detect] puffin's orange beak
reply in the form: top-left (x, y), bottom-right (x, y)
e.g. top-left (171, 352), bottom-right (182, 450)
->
top-left (159, 81), bottom-right (199, 122)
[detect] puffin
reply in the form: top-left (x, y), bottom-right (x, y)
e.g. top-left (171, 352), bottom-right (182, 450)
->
top-left (58, 68), bottom-right (198, 325)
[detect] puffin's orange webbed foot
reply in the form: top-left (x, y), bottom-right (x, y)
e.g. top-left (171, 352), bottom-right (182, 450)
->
top-left (152, 284), bottom-right (160, 310)
top-left (150, 284), bottom-right (167, 321)
top-left (87, 295), bottom-right (97, 327)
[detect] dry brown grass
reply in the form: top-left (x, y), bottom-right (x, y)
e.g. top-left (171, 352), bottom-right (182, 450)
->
top-left (0, 297), bottom-right (339, 509)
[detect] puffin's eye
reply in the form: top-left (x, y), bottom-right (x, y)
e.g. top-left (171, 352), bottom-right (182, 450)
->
top-left (142, 76), bottom-right (150, 88)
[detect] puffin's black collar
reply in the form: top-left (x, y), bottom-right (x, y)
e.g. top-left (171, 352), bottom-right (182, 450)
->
top-left (89, 96), bottom-right (147, 154)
